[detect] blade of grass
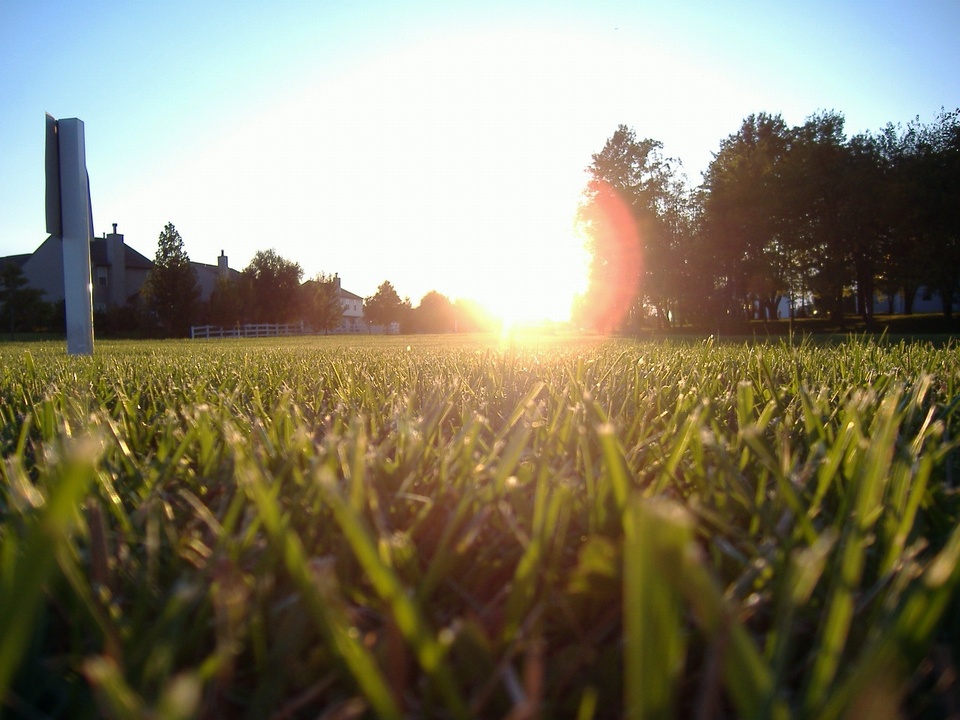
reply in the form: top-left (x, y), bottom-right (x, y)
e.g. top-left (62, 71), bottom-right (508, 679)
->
top-left (316, 466), bottom-right (470, 719)
top-left (239, 452), bottom-right (402, 720)
top-left (0, 432), bottom-right (102, 700)
top-left (623, 498), bottom-right (691, 720)
top-left (805, 391), bottom-right (901, 714)
top-left (818, 520), bottom-right (960, 720)
top-left (660, 513), bottom-right (790, 720)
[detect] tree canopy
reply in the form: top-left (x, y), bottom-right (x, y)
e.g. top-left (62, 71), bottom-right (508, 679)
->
top-left (412, 290), bottom-right (456, 333)
top-left (580, 108), bottom-right (960, 330)
top-left (243, 249), bottom-right (303, 324)
top-left (141, 222), bottom-right (200, 337)
top-left (301, 273), bottom-right (343, 333)
top-left (364, 281), bottom-right (410, 330)
top-left (577, 125), bottom-right (693, 331)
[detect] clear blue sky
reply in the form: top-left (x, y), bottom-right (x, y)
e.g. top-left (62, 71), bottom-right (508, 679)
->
top-left (2, 0), bottom-right (957, 321)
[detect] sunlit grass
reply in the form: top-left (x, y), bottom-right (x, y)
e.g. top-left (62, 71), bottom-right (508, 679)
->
top-left (1, 335), bottom-right (958, 718)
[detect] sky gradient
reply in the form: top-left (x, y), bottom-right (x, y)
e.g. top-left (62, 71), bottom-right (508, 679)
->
top-left (2, 0), bottom-right (958, 321)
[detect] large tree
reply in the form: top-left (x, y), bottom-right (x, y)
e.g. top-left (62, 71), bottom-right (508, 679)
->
top-left (142, 222), bottom-right (200, 337)
top-left (694, 108), bottom-right (960, 325)
top-left (412, 290), bottom-right (456, 333)
top-left (874, 120), bottom-right (927, 315)
top-left (781, 111), bottom-right (854, 324)
top-left (913, 108), bottom-right (960, 319)
top-left (702, 113), bottom-right (791, 321)
top-left (300, 273), bottom-right (343, 334)
top-left (364, 281), bottom-right (410, 331)
top-left (243, 249), bottom-right (303, 323)
top-left (579, 124), bottom-right (690, 331)
top-left (841, 131), bottom-right (887, 324)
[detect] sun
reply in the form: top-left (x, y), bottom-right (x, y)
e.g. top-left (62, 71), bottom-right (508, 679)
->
top-left (475, 224), bottom-right (591, 329)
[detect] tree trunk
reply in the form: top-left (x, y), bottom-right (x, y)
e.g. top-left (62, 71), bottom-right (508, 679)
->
top-left (832, 291), bottom-right (846, 328)
top-left (656, 305), bottom-right (670, 329)
top-left (903, 286), bottom-right (916, 315)
top-left (858, 281), bottom-right (875, 326)
top-left (941, 286), bottom-right (955, 320)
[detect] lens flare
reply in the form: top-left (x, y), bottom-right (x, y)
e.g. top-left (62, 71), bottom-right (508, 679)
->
top-left (577, 182), bottom-right (641, 332)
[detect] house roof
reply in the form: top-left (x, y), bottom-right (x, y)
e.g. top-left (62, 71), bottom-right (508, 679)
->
top-left (303, 277), bottom-right (364, 301)
top-left (89, 238), bottom-right (153, 270)
top-left (338, 288), bottom-right (363, 301)
top-left (192, 261), bottom-right (216, 271)
top-left (192, 260), bottom-right (241, 280)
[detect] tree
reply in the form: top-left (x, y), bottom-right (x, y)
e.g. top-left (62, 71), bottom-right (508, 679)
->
top-left (207, 274), bottom-right (244, 327)
top-left (412, 291), bottom-right (455, 333)
top-left (579, 124), bottom-right (692, 331)
top-left (243, 249), bottom-right (303, 323)
top-left (141, 222), bottom-right (200, 337)
top-left (833, 130), bottom-right (892, 326)
top-left (913, 108), bottom-right (960, 319)
top-left (576, 179), bottom-right (641, 332)
top-left (0, 261), bottom-right (50, 336)
top-left (364, 281), bottom-right (410, 331)
top-left (695, 108), bottom-right (959, 326)
top-left (782, 111), bottom-right (853, 324)
top-left (301, 273), bottom-right (343, 333)
top-left (702, 113), bottom-right (792, 322)
top-left (875, 120), bottom-right (927, 315)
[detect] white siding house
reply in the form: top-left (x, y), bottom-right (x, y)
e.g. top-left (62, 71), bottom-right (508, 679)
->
top-left (333, 274), bottom-right (366, 333)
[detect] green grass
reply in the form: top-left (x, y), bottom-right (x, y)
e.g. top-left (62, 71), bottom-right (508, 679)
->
top-left (1, 334), bottom-right (958, 718)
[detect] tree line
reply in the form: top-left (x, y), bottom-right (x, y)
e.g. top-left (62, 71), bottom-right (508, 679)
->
top-left (0, 223), bottom-right (497, 338)
top-left (141, 223), bottom-right (495, 337)
top-left (577, 108), bottom-right (960, 331)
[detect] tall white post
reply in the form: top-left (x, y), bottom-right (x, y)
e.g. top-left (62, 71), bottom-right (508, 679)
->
top-left (49, 117), bottom-right (95, 355)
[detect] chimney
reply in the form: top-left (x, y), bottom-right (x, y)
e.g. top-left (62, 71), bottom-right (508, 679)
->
top-left (106, 223), bottom-right (126, 308)
top-left (334, 272), bottom-right (341, 291)
top-left (218, 250), bottom-right (228, 277)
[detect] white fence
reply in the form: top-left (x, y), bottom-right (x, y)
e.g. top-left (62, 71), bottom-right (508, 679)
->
top-left (190, 323), bottom-right (305, 339)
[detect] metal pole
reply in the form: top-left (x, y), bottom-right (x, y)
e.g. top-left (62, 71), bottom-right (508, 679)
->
top-left (53, 118), bottom-right (95, 355)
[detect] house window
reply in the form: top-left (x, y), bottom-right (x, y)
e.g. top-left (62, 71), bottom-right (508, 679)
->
top-left (97, 267), bottom-right (108, 287)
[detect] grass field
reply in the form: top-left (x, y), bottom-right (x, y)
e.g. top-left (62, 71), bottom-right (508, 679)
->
top-left (1, 334), bottom-right (959, 719)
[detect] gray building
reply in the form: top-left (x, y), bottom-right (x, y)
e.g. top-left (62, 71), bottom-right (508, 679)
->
top-left (6, 224), bottom-right (236, 313)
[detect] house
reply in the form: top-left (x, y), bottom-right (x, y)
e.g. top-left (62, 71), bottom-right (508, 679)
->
top-left (16, 224), bottom-right (153, 312)
top-left (764, 283), bottom-right (958, 320)
top-left (333, 273), bottom-right (366, 333)
top-left (6, 224), bottom-right (237, 313)
top-left (193, 250), bottom-right (240, 301)
top-left (1, 254), bottom-right (31, 271)
top-left (871, 288), bottom-right (958, 316)
top-left (91, 225), bottom-right (155, 312)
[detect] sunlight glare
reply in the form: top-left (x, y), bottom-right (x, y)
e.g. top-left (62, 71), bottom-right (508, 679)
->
top-left (116, 26), bottom-right (608, 314)
top-left (575, 181), bottom-right (641, 332)
top-left (475, 222), bottom-right (590, 328)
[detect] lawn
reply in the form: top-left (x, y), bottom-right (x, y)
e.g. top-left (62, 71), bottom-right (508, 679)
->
top-left (1, 335), bottom-right (958, 719)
